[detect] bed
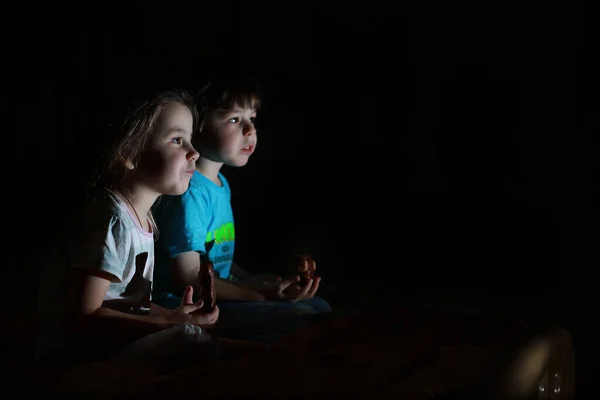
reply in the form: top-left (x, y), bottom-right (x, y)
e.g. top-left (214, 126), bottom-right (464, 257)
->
top-left (5, 309), bottom-right (575, 399)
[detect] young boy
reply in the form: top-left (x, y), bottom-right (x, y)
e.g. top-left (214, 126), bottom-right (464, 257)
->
top-left (153, 76), bottom-right (332, 342)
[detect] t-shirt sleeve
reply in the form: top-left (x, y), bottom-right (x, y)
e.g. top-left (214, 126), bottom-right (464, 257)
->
top-left (161, 190), bottom-right (211, 258)
top-left (68, 215), bottom-right (131, 282)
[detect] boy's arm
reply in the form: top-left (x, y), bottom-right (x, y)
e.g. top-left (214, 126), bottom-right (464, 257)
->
top-left (229, 261), bottom-right (254, 281)
top-left (171, 251), bottom-right (265, 302)
top-left (215, 279), bottom-right (266, 301)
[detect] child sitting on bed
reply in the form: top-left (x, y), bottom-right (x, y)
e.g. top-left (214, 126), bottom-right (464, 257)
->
top-left (152, 75), bottom-right (332, 343)
top-left (35, 87), bottom-right (220, 368)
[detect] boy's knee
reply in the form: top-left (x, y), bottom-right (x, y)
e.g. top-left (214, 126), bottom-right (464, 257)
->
top-left (291, 303), bottom-right (319, 316)
top-left (301, 296), bottom-right (333, 314)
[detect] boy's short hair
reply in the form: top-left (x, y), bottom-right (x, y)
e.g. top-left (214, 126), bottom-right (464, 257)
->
top-left (195, 75), bottom-right (261, 131)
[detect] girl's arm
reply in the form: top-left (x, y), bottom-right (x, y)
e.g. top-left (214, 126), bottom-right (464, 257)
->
top-left (65, 269), bottom-right (217, 346)
top-left (66, 269), bottom-right (171, 341)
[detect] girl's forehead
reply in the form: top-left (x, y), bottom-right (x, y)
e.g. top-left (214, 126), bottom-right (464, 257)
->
top-left (154, 102), bottom-right (193, 133)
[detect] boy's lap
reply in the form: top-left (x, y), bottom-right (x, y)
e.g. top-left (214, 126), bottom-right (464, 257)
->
top-left (297, 296), bottom-right (332, 313)
top-left (151, 293), bottom-right (332, 342)
top-left (214, 298), bottom-right (331, 342)
top-left (217, 296), bottom-right (330, 314)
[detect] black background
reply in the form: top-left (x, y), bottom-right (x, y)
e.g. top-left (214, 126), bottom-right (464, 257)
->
top-left (1, 1), bottom-right (594, 385)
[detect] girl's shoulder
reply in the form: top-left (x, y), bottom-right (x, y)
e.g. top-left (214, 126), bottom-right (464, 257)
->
top-left (71, 188), bottom-right (129, 230)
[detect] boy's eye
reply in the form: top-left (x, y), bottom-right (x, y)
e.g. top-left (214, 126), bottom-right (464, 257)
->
top-left (171, 137), bottom-right (183, 144)
top-left (228, 117), bottom-right (239, 123)
top-left (250, 116), bottom-right (256, 123)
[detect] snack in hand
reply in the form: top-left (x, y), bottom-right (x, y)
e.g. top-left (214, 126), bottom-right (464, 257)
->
top-left (297, 253), bottom-right (316, 286)
top-left (198, 259), bottom-right (216, 313)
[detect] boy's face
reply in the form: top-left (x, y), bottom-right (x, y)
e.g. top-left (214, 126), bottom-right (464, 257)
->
top-left (198, 103), bottom-right (257, 167)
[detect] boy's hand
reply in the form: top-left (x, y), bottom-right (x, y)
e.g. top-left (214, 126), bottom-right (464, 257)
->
top-left (247, 274), bottom-right (322, 302)
top-left (242, 275), bottom-right (306, 301)
top-left (282, 276), bottom-right (321, 302)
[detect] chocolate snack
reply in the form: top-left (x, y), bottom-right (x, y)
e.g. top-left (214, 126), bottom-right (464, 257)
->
top-left (198, 260), bottom-right (217, 313)
top-left (297, 253), bottom-right (316, 286)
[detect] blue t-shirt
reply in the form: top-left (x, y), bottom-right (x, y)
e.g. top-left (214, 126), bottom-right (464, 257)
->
top-left (153, 171), bottom-right (235, 297)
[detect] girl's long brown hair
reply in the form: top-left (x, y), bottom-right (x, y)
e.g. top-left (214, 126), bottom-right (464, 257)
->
top-left (85, 88), bottom-right (198, 236)
top-left (88, 88), bottom-right (199, 194)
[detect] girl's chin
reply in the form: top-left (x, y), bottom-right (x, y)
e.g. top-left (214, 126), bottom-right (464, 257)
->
top-left (162, 182), bottom-right (191, 196)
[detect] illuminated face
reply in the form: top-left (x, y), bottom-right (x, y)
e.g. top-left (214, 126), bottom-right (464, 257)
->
top-left (136, 101), bottom-right (199, 195)
top-left (197, 104), bottom-right (258, 167)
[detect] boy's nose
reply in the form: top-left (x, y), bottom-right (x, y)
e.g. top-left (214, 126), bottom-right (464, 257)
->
top-left (243, 122), bottom-right (256, 136)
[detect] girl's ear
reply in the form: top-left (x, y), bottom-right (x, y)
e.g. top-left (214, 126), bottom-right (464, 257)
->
top-left (119, 155), bottom-right (135, 170)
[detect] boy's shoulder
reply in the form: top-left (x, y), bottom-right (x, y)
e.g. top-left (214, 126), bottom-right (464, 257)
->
top-left (188, 171), bottom-right (231, 193)
top-left (218, 172), bottom-right (230, 188)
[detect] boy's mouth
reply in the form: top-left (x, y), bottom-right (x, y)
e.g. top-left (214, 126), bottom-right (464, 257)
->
top-left (241, 145), bottom-right (254, 153)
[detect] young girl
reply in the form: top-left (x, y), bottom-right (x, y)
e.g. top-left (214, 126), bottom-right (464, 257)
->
top-left (35, 87), bottom-right (220, 368)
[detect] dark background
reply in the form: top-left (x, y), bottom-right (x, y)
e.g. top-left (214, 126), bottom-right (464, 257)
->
top-left (1, 0), bottom-right (593, 384)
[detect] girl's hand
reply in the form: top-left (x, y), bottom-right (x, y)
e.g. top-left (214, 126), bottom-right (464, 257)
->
top-left (169, 286), bottom-right (220, 327)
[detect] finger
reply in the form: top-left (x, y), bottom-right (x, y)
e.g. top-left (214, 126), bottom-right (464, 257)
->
top-left (194, 298), bottom-right (204, 309)
top-left (262, 274), bottom-right (282, 284)
top-left (182, 299), bottom-right (203, 313)
top-left (282, 284), bottom-right (301, 297)
top-left (298, 257), bottom-right (308, 272)
top-left (200, 305), bottom-right (220, 324)
top-left (306, 276), bottom-right (321, 298)
top-left (278, 276), bottom-right (300, 292)
top-left (280, 275), bottom-right (300, 286)
top-left (298, 278), bottom-right (313, 297)
top-left (209, 305), bottom-right (220, 322)
top-left (181, 286), bottom-right (194, 305)
top-left (310, 258), bottom-right (316, 272)
top-left (288, 279), bottom-right (313, 302)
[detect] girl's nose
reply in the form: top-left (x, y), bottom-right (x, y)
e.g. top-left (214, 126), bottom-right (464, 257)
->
top-left (188, 145), bottom-right (200, 162)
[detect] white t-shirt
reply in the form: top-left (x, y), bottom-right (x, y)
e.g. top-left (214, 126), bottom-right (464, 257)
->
top-left (36, 189), bottom-right (155, 363)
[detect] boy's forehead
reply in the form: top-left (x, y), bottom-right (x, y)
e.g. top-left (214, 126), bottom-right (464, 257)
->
top-left (218, 105), bottom-right (257, 113)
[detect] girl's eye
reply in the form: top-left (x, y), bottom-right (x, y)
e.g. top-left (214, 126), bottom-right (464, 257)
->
top-left (171, 137), bottom-right (183, 144)
top-left (228, 117), bottom-right (239, 123)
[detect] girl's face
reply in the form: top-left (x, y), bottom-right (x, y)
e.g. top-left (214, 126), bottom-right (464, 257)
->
top-left (197, 104), bottom-right (258, 167)
top-left (135, 101), bottom-right (199, 196)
